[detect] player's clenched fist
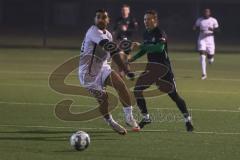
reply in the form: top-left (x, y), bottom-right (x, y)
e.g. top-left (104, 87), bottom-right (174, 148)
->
top-left (131, 42), bottom-right (141, 52)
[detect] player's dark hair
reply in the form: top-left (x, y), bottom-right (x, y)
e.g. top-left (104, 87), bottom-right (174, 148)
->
top-left (95, 9), bottom-right (108, 14)
top-left (122, 4), bottom-right (130, 9)
top-left (145, 10), bottom-right (158, 20)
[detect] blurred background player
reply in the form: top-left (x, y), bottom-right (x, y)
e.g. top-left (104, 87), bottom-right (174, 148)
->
top-left (193, 8), bottom-right (219, 80)
top-left (128, 10), bottom-right (194, 132)
top-left (113, 4), bottom-right (138, 77)
top-left (79, 9), bottom-right (139, 135)
top-left (113, 4), bottom-right (138, 41)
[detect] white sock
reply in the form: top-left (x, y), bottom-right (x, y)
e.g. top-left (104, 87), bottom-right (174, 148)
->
top-left (104, 114), bottom-right (114, 124)
top-left (200, 55), bottom-right (207, 75)
top-left (209, 58), bottom-right (214, 63)
top-left (184, 116), bottom-right (192, 123)
top-left (143, 114), bottom-right (150, 119)
top-left (123, 106), bottom-right (133, 119)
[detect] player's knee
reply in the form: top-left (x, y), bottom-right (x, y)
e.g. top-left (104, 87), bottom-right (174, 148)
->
top-left (96, 92), bottom-right (108, 103)
top-left (199, 51), bottom-right (207, 55)
top-left (157, 81), bottom-right (174, 93)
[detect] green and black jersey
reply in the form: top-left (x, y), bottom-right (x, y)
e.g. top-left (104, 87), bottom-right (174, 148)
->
top-left (131, 27), bottom-right (172, 71)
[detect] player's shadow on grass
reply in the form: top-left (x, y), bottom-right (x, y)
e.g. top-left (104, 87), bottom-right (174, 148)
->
top-left (0, 129), bottom-right (113, 135)
top-left (0, 130), bottom-right (73, 134)
top-left (53, 149), bottom-right (82, 153)
top-left (0, 136), bottom-right (67, 141)
top-left (0, 130), bottom-right (120, 142)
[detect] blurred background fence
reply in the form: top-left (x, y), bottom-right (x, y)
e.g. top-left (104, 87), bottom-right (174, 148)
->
top-left (0, 0), bottom-right (239, 52)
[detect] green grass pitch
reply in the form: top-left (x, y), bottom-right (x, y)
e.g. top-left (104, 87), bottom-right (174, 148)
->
top-left (0, 48), bottom-right (239, 160)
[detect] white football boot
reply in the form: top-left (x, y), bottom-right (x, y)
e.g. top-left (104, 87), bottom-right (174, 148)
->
top-left (125, 115), bottom-right (140, 132)
top-left (108, 120), bottom-right (127, 135)
top-left (201, 74), bottom-right (207, 80)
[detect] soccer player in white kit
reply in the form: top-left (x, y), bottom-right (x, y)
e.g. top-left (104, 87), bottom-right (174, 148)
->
top-left (193, 8), bottom-right (219, 80)
top-left (79, 9), bottom-right (140, 135)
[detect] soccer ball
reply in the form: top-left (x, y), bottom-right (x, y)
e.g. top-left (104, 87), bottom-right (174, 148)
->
top-left (70, 131), bottom-right (90, 151)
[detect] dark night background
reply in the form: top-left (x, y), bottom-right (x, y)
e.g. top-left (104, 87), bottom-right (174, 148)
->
top-left (0, 0), bottom-right (239, 50)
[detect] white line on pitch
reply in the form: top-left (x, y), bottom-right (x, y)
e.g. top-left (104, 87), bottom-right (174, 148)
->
top-left (0, 124), bottom-right (239, 136)
top-left (181, 90), bottom-right (240, 95)
top-left (0, 83), bottom-right (239, 95)
top-left (0, 83), bottom-right (47, 87)
top-left (149, 107), bottom-right (240, 113)
top-left (175, 68), bottom-right (240, 74)
top-left (0, 101), bottom-right (239, 113)
top-left (0, 101), bottom-right (89, 107)
top-left (0, 124), bottom-right (106, 130)
top-left (172, 57), bottom-right (198, 61)
top-left (0, 70), bottom-right (240, 82)
top-left (0, 71), bottom-right (49, 74)
top-left (142, 130), bottom-right (240, 135)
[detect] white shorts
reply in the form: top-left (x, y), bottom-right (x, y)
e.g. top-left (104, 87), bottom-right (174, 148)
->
top-left (79, 63), bottom-right (112, 92)
top-left (197, 36), bottom-right (215, 55)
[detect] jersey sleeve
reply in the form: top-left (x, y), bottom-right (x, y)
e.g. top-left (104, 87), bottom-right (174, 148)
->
top-left (130, 48), bottom-right (147, 62)
top-left (130, 43), bottom-right (165, 62)
top-left (141, 43), bottom-right (165, 53)
top-left (213, 18), bottom-right (219, 28)
top-left (195, 18), bottom-right (201, 27)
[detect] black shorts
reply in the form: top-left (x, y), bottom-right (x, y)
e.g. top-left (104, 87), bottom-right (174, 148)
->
top-left (161, 69), bottom-right (175, 85)
top-left (135, 63), bottom-right (176, 93)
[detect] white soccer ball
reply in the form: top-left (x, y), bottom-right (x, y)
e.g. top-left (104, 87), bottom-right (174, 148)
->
top-left (70, 131), bottom-right (90, 151)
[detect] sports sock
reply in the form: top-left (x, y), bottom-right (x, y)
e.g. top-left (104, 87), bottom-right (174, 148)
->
top-left (209, 58), bottom-right (214, 64)
top-left (143, 113), bottom-right (150, 119)
top-left (168, 91), bottom-right (189, 117)
top-left (104, 114), bottom-right (114, 124)
top-left (184, 115), bottom-right (192, 123)
top-left (123, 106), bottom-right (133, 118)
top-left (200, 55), bottom-right (207, 75)
top-left (136, 98), bottom-right (148, 115)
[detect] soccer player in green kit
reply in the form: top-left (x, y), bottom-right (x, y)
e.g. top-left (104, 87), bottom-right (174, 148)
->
top-left (128, 10), bottom-right (194, 132)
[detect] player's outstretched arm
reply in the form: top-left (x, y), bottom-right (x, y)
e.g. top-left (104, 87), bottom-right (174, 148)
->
top-left (143, 43), bottom-right (165, 53)
top-left (128, 42), bottom-right (165, 62)
top-left (128, 48), bottom-right (146, 62)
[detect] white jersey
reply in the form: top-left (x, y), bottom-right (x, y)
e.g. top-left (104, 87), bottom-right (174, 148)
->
top-left (78, 25), bottom-right (113, 91)
top-left (79, 25), bottom-right (112, 76)
top-left (195, 17), bottom-right (219, 39)
top-left (195, 17), bottom-right (219, 55)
